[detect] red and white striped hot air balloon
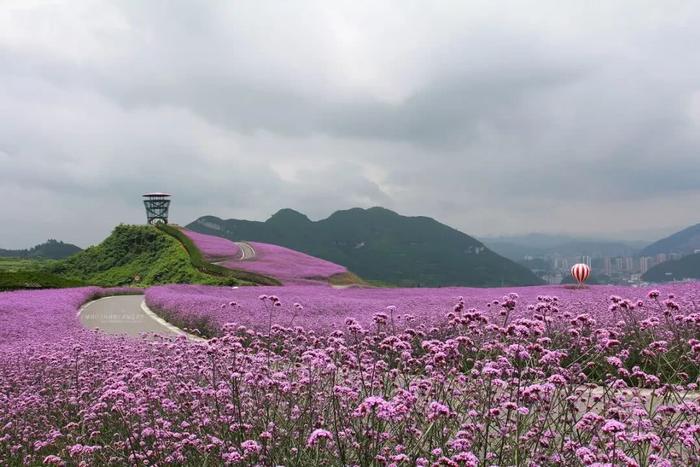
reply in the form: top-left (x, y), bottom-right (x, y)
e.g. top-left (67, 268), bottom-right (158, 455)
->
top-left (571, 263), bottom-right (591, 287)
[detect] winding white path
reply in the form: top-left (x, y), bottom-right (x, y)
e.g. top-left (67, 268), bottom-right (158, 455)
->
top-left (212, 242), bottom-right (256, 266)
top-left (78, 295), bottom-right (203, 340)
top-left (235, 242), bottom-right (256, 261)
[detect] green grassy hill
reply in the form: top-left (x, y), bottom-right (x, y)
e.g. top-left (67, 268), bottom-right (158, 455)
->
top-left (0, 239), bottom-right (82, 259)
top-left (0, 257), bottom-right (55, 273)
top-left (46, 224), bottom-right (250, 287)
top-left (156, 224), bottom-right (280, 285)
top-left (0, 270), bottom-right (86, 291)
top-left (188, 207), bottom-right (545, 287)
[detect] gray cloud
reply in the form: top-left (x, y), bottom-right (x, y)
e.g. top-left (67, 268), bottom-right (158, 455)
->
top-left (1, 1), bottom-right (700, 248)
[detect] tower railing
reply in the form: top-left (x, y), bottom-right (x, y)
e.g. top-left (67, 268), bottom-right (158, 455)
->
top-left (143, 193), bottom-right (171, 224)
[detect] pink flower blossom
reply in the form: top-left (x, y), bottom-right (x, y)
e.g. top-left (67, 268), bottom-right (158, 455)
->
top-left (306, 429), bottom-right (333, 447)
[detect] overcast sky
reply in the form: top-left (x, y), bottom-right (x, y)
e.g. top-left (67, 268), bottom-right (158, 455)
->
top-left (2, 1), bottom-right (700, 248)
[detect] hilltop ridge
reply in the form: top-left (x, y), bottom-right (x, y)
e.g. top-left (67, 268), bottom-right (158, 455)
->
top-left (642, 253), bottom-right (700, 282)
top-left (0, 239), bottom-right (82, 260)
top-left (46, 225), bottom-right (248, 287)
top-left (188, 207), bottom-right (544, 287)
top-left (639, 223), bottom-right (700, 256)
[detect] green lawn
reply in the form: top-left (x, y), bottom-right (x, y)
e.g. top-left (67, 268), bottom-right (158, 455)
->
top-left (0, 257), bottom-right (56, 273)
top-left (0, 270), bottom-right (86, 291)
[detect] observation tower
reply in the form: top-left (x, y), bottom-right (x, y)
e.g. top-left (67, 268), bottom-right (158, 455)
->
top-left (143, 193), bottom-right (171, 224)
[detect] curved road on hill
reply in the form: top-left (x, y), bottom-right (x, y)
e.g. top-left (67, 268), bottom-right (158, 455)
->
top-left (212, 242), bottom-right (256, 266)
top-left (236, 242), bottom-right (256, 260)
top-left (79, 295), bottom-right (199, 339)
top-left (79, 241), bottom-right (257, 339)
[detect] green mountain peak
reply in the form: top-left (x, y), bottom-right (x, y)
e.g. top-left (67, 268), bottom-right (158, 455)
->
top-left (187, 208), bottom-right (544, 287)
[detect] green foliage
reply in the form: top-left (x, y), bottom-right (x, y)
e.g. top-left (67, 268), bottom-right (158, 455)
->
top-left (157, 224), bottom-right (281, 285)
top-left (327, 271), bottom-right (367, 287)
top-left (46, 225), bottom-right (245, 287)
top-left (188, 207), bottom-right (545, 287)
top-left (0, 239), bottom-right (82, 259)
top-left (0, 257), bottom-right (55, 273)
top-left (0, 270), bottom-right (85, 291)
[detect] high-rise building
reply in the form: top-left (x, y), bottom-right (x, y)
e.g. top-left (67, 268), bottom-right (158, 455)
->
top-left (615, 257), bottom-right (625, 272)
top-left (603, 257), bottom-right (612, 275)
top-left (554, 257), bottom-right (569, 270)
top-left (656, 253), bottom-right (668, 264)
top-left (640, 256), bottom-right (652, 274)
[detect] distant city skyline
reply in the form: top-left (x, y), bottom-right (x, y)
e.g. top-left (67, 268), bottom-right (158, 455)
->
top-left (520, 250), bottom-right (687, 285)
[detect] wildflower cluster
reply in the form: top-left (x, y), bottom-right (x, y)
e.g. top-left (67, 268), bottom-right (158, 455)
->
top-left (2, 283), bottom-right (700, 464)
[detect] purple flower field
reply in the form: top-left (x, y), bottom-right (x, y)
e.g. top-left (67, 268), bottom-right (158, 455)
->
top-left (0, 287), bottom-right (137, 348)
top-left (181, 228), bottom-right (348, 283)
top-left (145, 282), bottom-right (700, 336)
top-left (2, 282), bottom-right (700, 464)
top-left (222, 241), bottom-right (347, 283)
top-left (181, 229), bottom-right (241, 261)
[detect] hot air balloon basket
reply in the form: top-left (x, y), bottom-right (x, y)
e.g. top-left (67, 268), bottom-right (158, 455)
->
top-left (562, 284), bottom-right (590, 290)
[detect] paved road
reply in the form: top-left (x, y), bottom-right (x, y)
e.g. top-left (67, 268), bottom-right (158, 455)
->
top-left (235, 242), bottom-right (256, 260)
top-left (79, 295), bottom-right (184, 337)
top-left (212, 242), bottom-right (256, 266)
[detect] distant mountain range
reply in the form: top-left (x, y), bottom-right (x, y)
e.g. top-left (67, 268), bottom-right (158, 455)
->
top-left (0, 239), bottom-right (82, 260)
top-left (638, 223), bottom-right (700, 283)
top-left (639, 223), bottom-right (700, 257)
top-left (187, 207), bottom-right (545, 287)
top-left (481, 223), bottom-right (700, 284)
